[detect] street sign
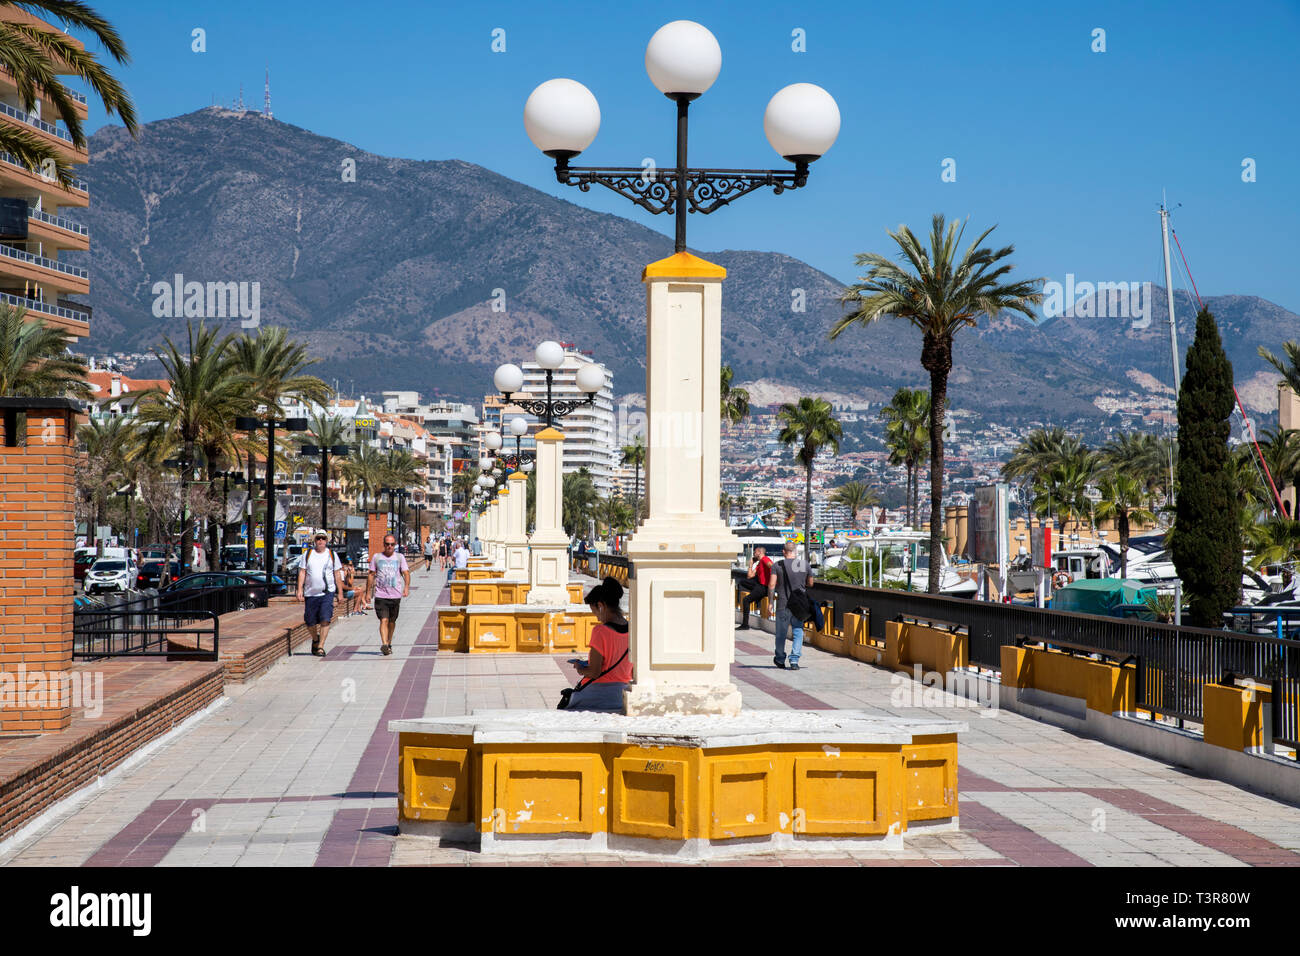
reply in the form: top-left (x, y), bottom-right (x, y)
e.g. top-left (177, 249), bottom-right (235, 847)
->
top-left (275, 520), bottom-right (287, 539)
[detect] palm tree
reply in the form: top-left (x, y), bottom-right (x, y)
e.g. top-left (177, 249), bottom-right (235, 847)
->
top-left (621, 434), bottom-right (646, 520)
top-left (879, 388), bottom-right (929, 526)
top-left (230, 326), bottom-right (331, 417)
top-left (594, 495), bottom-right (634, 536)
top-left (721, 364), bottom-right (749, 427)
top-left (778, 396), bottom-right (843, 560)
top-left (562, 468), bottom-right (599, 536)
top-left (1102, 431), bottom-right (1174, 505)
top-left (1094, 474), bottom-right (1158, 577)
top-left (0, 303), bottom-right (90, 398)
top-left (1030, 453), bottom-right (1098, 532)
top-left (0, 1), bottom-right (137, 187)
top-left (1259, 341), bottom-right (1300, 397)
top-left (836, 215), bottom-right (1043, 592)
top-left (831, 481), bottom-right (881, 529)
top-left (719, 490), bottom-right (731, 524)
top-left (135, 322), bottom-right (248, 568)
top-left (76, 415), bottom-right (138, 537)
top-left (1248, 517), bottom-right (1300, 588)
top-left (1259, 427), bottom-right (1300, 508)
top-left (303, 411), bottom-right (351, 503)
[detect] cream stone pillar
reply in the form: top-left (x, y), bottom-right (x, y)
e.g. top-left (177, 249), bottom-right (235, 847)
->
top-left (527, 427), bottom-right (569, 605)
top-left (489, 497), bottom-right (504, 566)
top-left (625, 253), bottom-right (742, 717)
top-left (502, 472), bottom-right (529, 581)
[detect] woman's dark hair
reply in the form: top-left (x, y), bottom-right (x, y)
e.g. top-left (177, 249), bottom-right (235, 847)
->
top-left (585, 576), bottom-right (624, 613)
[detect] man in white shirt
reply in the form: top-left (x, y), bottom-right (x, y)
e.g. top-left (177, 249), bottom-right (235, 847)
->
top-left (295, 530), bottom-right (344, 657)
top-left (453, 540), bottom-right (470, 570)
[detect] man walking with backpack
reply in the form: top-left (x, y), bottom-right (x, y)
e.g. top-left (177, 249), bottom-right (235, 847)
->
top-left (296, 529), bottom-right (344, 658)
top-left (769, 540), bottom-right (814, 670)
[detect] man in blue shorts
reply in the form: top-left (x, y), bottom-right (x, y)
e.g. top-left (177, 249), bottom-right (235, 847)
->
top-left (296, 529), bottom-right (344, 657)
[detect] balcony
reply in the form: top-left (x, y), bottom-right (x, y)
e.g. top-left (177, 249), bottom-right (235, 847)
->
top-left (0, 240), bottom-right (86, 280)
top-left (29, 205), bottom-right (86, 238)
top-left (0, 291), bottom-right (88, 334)
top-left (0, 99), bottom-right (73, 144)
top-left (0, 152), bottom-right (87, 195)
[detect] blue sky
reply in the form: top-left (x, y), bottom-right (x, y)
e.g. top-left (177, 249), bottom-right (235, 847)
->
top-left (82, 0), bottom-right (1300, 313)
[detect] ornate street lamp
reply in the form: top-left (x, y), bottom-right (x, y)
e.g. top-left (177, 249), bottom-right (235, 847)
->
top-left (486, 416), bottom-right (536, 473)
top-left (493, 341), bottom-right (606, 429)
top-left (236, 414), bottom-right (309, 580)
top-left (521, 21), bottom-right (838, 714)
top-left (523, 20), bottom-right (840, 254)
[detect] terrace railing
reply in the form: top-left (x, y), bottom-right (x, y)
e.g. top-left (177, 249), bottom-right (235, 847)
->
top-left (733, 572), bottom-right (1300, 753)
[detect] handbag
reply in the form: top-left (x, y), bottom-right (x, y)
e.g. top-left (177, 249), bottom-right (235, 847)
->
top-left (558, 648), bottom-right (629, 710)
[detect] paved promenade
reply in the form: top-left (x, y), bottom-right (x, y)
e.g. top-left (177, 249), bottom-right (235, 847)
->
top-left (3, 568), bottom-right (1299, 866)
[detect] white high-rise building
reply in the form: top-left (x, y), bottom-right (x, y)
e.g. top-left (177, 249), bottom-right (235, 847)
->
top-left (519, 347), bottom-right (616, 495)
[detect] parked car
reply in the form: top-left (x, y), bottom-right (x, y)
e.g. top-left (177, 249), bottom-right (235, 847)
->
top-left (137, 560), bottom-right (182, 589)
top-left (233, 570), bottom-right (289, 596)
top-left (74, 546), bottom-right (97, 583)
top-left (160, 573), bottom-right (269, 611)
top-left (84, 558), bottom-right (135, 595)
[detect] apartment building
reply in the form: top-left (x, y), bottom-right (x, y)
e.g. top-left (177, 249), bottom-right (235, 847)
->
top-left (517, 346), bottom-right (617, 495)
top-left (0, 8), bottom-right (91, 338)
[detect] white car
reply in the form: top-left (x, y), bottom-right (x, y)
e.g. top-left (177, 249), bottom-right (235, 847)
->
top-left (84, 558), bottom-right (135, 594)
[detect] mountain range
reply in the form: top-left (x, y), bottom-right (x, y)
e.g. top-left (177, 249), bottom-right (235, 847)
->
top-left (68, 109), bottom-right (1299, 428)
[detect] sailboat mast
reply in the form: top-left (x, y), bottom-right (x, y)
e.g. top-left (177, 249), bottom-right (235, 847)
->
top-left (1160, 199), bottom-right (1181, 395)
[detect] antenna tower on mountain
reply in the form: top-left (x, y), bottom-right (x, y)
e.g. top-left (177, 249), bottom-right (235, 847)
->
top-left (263, 65), bottom-right (272, 119)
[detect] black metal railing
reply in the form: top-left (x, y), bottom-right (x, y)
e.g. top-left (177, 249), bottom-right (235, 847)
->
top-left (73, 590), bottom-right (219, 660)
top-left (73, 584), bottom-right (264, 660)
top-left (733, 571), bottom-right (1300, 752)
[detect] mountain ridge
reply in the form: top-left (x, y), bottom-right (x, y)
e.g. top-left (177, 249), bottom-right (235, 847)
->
top-left (70, 109), bottom-right (1297, 425)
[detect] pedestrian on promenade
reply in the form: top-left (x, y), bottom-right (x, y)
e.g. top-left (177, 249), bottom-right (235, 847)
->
top-left (424, 535), bottom-right (434, 573)
top-left (566, 577), bottom-right (631, 711)
top-left (769, 540), bottom-right (813, 670)
top-left (296, 529), bottom-right (344, 658)
top-left (736, 545), bottom-right (772, 630)
top-left (471, 536), bottom-right (482, 556)
top-left (366, 534), bottom-right (409, 656)
top-left (340, 554), bottom-right (359, 614)
top-left (438, 535), bottom-right (450, 570)
top-left (453, 538), bottom-right (470, 571)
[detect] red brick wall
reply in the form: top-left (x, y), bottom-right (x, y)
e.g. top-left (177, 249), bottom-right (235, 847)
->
top-left (368, 512), bottom-right (389, 554)
top-left (0, 408), bottom-right (75, 733)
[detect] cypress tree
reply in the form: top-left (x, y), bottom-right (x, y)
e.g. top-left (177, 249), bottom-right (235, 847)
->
top-left (1169, 307), bottom-right (1241, 627)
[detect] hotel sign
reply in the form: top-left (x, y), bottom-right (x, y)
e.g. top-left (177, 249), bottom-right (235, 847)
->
top-left (354, 417), bottom-right (377, 428)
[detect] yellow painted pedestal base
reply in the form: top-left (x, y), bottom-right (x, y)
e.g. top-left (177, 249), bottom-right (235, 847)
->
top-left (437, 605), bottom-right (598, 653)
top-left (446, 579), bottom-right (585, 608)
top-left (390, 710), bottom-right (965, 858)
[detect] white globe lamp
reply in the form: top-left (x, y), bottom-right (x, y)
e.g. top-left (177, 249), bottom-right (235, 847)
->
top-left (523, 79), bottom-right (601, 157)
top-left (763, 83), bottom-right (841, 162)
top-left (645, 21), bottom-right (721, 97)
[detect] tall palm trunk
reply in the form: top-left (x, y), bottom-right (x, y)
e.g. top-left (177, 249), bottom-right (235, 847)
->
top-left (904, 462), bottom-right (914, 526)
top-left (804, 461), bottom-right (813, 565)
top-left (922, 333), bottom-right (952, 593)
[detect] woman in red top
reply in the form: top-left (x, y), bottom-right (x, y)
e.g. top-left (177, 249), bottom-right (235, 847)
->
top-left (567, 577), bottom-right (631, 712)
